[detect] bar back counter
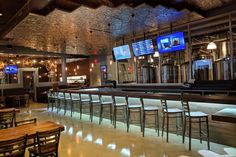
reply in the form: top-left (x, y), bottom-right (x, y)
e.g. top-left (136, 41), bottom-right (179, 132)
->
top-left (59, 87), bottom-right (236, 147)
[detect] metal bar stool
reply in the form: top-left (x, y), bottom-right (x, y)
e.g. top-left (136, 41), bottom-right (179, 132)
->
top-left (56, 92), bottom-right (65, 114)
top-left (47, 91), bottom-right (53, 111)
top-left (112, 95), bottom-right (127, 128)
top-left (89, 94), bottom-right (101, 122)
top-left (99, 95), bottom-right (113, 125)
top-left (161, 99), bottom-right (184, 143)
top-left (79, 93), bottom-right (91, 120)
top-left (51, 91), bottom-right (58, 111)
top-left (71, 93), bottom-right (80, 117)
top-left (182, 101), bottom-right (210, 150)
top-left (126, 96), bottom-right (142, 132)
top-left (64, 92), bottom-right (72, 116)
top-left (141, 98), bottom-right (160, 137)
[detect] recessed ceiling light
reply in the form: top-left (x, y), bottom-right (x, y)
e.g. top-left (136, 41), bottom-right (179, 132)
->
top-left (0, 13), bottom-right (3, 16)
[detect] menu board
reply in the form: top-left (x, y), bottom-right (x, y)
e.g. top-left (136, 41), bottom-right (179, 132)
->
top-left (113, 45), bottom-right (131, 61)
top-left (132, 39), bottom-right (155, 57)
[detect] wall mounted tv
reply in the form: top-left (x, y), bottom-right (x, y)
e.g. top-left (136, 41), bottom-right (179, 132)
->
top-left (4, 65), bottom-right (18, 74)
top-left (132, 39), bottom-right (155, 57)
top-left (113, 45), bottom-right (131, 61)
top-left (157, 32), bottom-right (186, 53)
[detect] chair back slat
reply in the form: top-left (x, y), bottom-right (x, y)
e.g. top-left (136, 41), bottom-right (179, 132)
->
top-left (160, 99), bottom-right (168, 112)
top-left (15, 118), bottom-right (37, 127)
top-left (181, 101), bottom-right (190, 115)
top-left (0, 134), bottom-right (27, 157)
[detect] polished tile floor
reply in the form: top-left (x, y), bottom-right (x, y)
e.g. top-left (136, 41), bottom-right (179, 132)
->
top-left (18, 103), bottom-right (231, 157)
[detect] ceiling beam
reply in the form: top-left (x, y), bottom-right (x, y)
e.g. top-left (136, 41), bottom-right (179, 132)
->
top-left (0, 45), bottom-right (89, 58)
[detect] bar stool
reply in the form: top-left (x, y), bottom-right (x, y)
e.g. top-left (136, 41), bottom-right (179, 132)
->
top-left (126, 96), bottom-right (142, 132)
top-left (56, 92), bottom-right (65, 113)
top-left (99, 95), bottom-right (113, 125)
top-left (79, 93), bottom-right (91, 120)
top-left (51, 91), bottom-right (58, 111)
top-left (112, 95), bottom-right (127, 128)
top-left (161, 99), bottom-right (184, 142)
top-left (47, 91), bottom-right (53, 111)
top-left (64, 92), bottom-right (72, 116)
top-left (141, 98), bottom-right (160, 137)
top-left (70, 93), bottom-right (80, 116)
top-left (182, 101), bottom-right (210, 150)
top-left (89, 94), bottom-right (101, 122)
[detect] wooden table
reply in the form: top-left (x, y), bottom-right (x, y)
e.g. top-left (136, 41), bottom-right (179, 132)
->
top-left (212, 108), bottom-right (236, 123)
top-left (0, 121), bottom-right (64, 142)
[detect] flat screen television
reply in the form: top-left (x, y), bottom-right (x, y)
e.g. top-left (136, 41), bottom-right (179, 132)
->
top-left (4, 65), bottom-right (18, 74)
top-left (132, 39), bottom-right (154, 57)
top-left (113, 45), bottom-right (131, 61)
top-left (157, 32), bottom-right (185, 53)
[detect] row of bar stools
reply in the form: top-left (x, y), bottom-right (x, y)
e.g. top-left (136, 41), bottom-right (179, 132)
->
top-left (182, 101), bottom-right (210, 150)
top-left (99, 95), bottom-right (113, 125)
top-left (161, 99), bottom-right (184, 143)
top-left (126, 97), bottom-right (142, 132)
top-left (112, 95), bottom-right (127, 128)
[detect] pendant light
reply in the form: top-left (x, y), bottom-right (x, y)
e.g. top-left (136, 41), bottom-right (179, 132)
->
top-left (207, 42), bottom-right (217, 50)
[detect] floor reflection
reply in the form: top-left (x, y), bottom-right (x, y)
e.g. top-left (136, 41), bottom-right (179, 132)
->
top-left (18, 104), bottom-right (230, 157)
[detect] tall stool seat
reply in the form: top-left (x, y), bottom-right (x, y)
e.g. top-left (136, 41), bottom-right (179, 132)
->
top-left (126, 97), bottom-right (142, 132)
top-left (70, 93), bottom-right (80, 116)
top-left (56, 92), bottom-right (65, 113)
top-left (182, 101), bottom-right (210, 150)
top-left (112, 95), bottom-right (127, 128)
top-left (79, 93), bottom-right (91, 120)
top-left (161, 99), bottom-right (184, 143)
top-left (99, 95), bottom-right (113, 125)
top-left (64, 92), bottom-right (72, 116)
top-left (89, 94), bottom-right (101, 122)
top-left (141, 98), bottom-right (160, 137)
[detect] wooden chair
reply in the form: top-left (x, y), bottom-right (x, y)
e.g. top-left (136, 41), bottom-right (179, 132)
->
top-left (0, 110), bottom-right (15, 129)
top-left (29, 128), bottom-right (61, 157)
top-left (15, 118), bottom-right (37, 147)
top-left (0, 134), bottom-right (27, 157)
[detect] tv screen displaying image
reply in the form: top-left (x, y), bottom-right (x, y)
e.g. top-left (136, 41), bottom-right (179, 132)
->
top-left (113, 45), bottom-right (131, 61)
top-left (132, 39), bottom-right (154, 57)
top-left (4, 65), bottom-right (18, 74)
top-left (157, 32), bottom-right (185, 53)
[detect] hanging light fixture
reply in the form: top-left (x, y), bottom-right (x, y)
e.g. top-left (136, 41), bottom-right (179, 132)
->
top-left (207, 42), bottom-right (217, 50)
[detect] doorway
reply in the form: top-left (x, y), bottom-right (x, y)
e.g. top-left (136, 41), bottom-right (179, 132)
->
top-left (21, 69), bottom-right (38, 101)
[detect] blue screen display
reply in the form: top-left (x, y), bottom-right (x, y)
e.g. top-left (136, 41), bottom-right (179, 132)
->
top-left (4, 65), bottom-right (18, 74)
top-left (132, 39), bottom-right (154, 57)
top-left (113, 45), bottom-right (131, 61)
top-left (157, 32), bottom-right (186, 53)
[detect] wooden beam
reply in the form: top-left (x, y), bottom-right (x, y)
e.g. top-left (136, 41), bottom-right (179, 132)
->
top-left (0, 45), bottom-right (89, 58)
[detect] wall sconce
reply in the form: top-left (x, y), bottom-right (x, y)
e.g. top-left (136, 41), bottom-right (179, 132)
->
top-left (109, 60), bottom-right (113, 65)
